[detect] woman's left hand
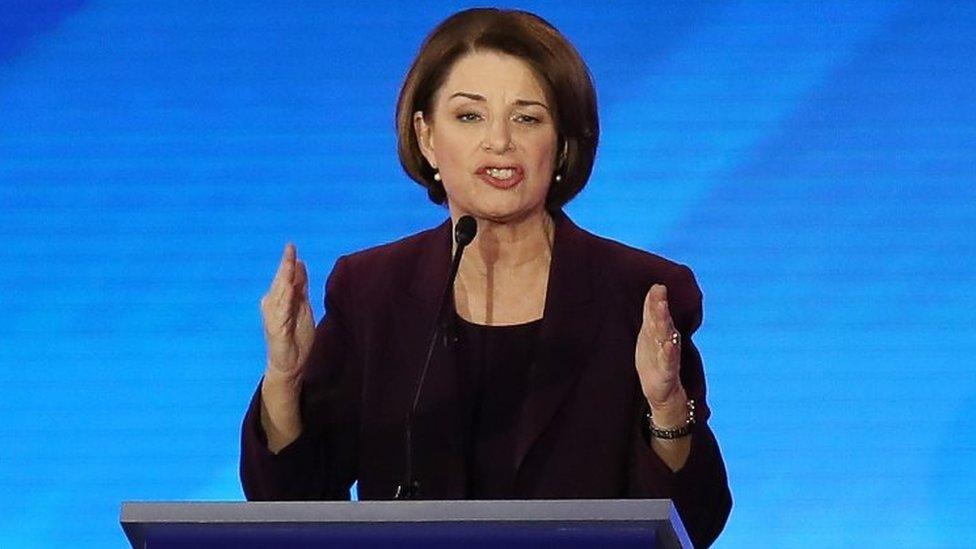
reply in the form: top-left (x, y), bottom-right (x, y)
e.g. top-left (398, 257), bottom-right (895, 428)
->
top-left (635, 284), bottom-right (688, 424)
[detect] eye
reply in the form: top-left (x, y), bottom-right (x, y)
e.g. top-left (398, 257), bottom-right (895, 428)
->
top-left (456, 112), bottom-right (483, 122)
top-left (514, 113), bottom-right (541, 124)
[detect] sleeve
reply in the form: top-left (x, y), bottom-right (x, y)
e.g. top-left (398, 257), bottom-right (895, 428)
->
top-left (627, 265), bottom-right (732, 548)
top-left (240, 256), bottom-right (361, 500)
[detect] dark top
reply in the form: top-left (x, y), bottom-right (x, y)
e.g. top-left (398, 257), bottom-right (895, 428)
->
top-left (455, 313), bottom-right (542, 498)
top-left (240, 211), bottom-right (732, 548)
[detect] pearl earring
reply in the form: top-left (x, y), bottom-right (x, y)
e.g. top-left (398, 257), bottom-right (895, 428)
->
top-left (554, 174), bottom-right (562, 183)
top-left (433, 171), bottom-right (441, 182)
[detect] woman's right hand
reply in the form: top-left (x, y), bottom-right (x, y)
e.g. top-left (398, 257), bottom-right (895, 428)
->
top-left (259, 244), bottom-right (314, 451)
top-left (261, 243), bottom-right (315, 386)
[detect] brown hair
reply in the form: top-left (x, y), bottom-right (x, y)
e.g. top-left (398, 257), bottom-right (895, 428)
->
top-left (396, 8), bottom-right (599, 210)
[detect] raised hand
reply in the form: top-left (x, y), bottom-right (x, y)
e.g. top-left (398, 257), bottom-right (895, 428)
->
top-left (635, 284), bottom-right (687, 422)
top-left (260, 243), bottom-right (315, 386)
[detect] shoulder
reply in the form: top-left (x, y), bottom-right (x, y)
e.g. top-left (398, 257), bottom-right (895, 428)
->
top-left (338, 221), bottom-right (448, 272)
top-left (588, 230), bottom-right (695, 285)
top-left (565, 217), bottom-right (700, 298)
top-left (324, 220), bottom-right (450, 298)
top-left (560, 215), bottom-right (703, 331)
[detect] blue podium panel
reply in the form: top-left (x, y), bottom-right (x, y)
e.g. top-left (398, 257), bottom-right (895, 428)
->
top-left (145, 522), bottom-right (658, 548)
top-left (121, 500), bottom-right (690, 549)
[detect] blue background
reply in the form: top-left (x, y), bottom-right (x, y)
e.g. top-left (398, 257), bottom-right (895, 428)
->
top-left (1, 1), bottom-right (974, 546)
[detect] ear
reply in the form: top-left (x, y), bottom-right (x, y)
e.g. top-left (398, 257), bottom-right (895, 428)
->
top-left (413, 111), bottom-right (437, 169)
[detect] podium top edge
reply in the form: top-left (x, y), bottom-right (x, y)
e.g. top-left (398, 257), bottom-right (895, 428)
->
top-left (120, 499), bottom-right (676, 524)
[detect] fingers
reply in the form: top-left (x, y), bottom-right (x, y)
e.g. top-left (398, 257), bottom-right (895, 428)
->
top-left (643, 284), bottom-right (672, 327)
top-left (642, 284), bottom-right (680, 354)
top-left (261, 244), bottom-right (315, 378)
top-left (636, 284), bottom-right (684, 406)
top-left (295, 259), bottom-right (309, 297)
top-left (275, 243), bottom-right (304, 292)
top-left (262, 243), bottom-right (308, 326)
top-left (265, 244), bottom-right (293, 304)
top-left (274, 243), bottom-right (296, 283)
top-left (287, 259), bottom-right (311, 318)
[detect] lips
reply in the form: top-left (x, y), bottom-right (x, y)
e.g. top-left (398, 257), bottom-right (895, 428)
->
top-left (475, 164), bottom-right (524, 189)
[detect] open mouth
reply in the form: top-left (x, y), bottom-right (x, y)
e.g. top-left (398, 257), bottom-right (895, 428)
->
top-left (486, 167), bottom-right (516, 180)
top-left (478, 165), bottom-right (524, 189)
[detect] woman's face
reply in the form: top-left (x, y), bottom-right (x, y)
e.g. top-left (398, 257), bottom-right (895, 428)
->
top-left (415, 50), bottom-right (559, 224)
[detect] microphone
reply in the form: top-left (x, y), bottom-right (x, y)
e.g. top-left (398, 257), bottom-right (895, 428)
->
top-left (396, 215), bottom-right (477, 499)
top-left (454, 215), bottom-right (477, 246)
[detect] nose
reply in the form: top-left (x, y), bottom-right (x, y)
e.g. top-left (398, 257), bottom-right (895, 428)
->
top-left (483, 117), bottom-right (513, 153)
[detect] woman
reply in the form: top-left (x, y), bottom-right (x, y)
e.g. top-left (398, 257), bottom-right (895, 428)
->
top-left (242, 8), bottom-right (731, 547)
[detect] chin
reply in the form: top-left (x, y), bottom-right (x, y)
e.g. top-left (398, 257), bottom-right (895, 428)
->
top-left (449, 192), bottom-right (547, 223)
top-left (473, 204), bottom-right (544, 224)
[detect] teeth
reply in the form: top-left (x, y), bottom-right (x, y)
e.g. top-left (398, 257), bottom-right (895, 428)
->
top-left (486, 167), bottom-right (515, 180)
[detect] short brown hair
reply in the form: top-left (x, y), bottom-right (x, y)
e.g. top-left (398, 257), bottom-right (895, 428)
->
top-left (396, 8), bottom-right (599, 210)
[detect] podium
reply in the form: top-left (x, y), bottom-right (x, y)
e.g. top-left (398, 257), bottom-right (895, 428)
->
top-left (120, 499), bottom-right (692, 548)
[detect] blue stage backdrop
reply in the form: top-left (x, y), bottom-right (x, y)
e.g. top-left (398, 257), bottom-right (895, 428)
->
top-left (1, 1), bottom-right (974, 546)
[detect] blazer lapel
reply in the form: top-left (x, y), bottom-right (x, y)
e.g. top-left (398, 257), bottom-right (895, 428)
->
top-left (392, 219), bottom-right (453, 394)
top-left (406, 218), bottom-right (453, 312)
top-left (392, 214), bottom-right (605, 491)
top-left (514, 211), bottom-right (603, 475)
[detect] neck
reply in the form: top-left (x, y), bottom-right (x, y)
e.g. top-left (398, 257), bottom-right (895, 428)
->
top-left (451, 209), bottom-right (554, 326)
top-left (453, 210), bottom-right (554, 275)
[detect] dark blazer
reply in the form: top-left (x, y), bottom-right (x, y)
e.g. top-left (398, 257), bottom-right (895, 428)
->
top-left (241, 211), bottom-right (732, 547)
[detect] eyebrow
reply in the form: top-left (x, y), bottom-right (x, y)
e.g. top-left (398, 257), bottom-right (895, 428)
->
top-left (448, 92), bottom-right (549, 110)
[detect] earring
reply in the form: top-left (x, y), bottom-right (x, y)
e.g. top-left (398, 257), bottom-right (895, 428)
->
top-left (554, 174), bottom-right (562, 183)
top-left (433, 171), bottom-right (441, 182)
